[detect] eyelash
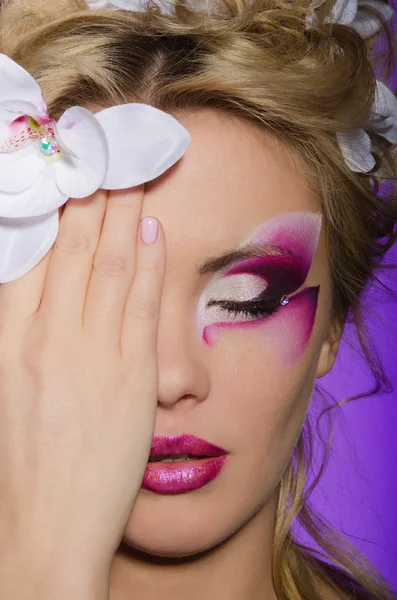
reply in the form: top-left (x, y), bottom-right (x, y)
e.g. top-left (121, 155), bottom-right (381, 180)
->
top-left (207, 298), bottom-right (282, 320)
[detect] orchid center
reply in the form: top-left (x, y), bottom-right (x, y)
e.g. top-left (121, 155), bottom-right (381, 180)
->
top-left (39, 134), bottom-right (59, 157)
top-left (35, 121), bottom-right (63, 163)
top-left (0, 115), bottom-right (63, 163)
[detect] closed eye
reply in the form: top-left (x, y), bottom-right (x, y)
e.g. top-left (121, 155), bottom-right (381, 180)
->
top-left (206, 297), bottom-right (282, 320)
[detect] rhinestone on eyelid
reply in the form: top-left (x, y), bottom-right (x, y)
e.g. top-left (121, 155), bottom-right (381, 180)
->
top-left (280, 296), bottom-right (289, 306)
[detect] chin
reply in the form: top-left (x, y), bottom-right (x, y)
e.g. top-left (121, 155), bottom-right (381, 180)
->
top-left (122, 506), bottom-right (222, 559)
top-left (120, 536), bottom-right (218, 560)
top-left (119, 487), bottom-right (246, 559)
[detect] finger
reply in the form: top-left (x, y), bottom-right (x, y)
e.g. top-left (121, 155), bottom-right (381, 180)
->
top-left (37, 190), bottom-right (108, 327)
top-left (83, 186), bottom-right (144, 347)
top-left (121, 217), bottom-right (165, 364)
top-left (0, 247), bottom-right (52, 337)
top-left (0, 206), bottom-right (69, 333)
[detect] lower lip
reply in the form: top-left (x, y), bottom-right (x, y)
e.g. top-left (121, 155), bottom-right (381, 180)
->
top-left (142, 456), bottom-right (228, 493)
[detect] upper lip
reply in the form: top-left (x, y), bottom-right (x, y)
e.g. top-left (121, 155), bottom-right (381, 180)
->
top-left (149, 434), bottom-right (229, 458)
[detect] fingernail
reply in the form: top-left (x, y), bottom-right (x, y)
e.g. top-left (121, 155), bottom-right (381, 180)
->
top-left (141, 217), bottom-right (159, 244)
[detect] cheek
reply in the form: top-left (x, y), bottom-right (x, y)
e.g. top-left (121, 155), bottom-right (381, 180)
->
top-left (198, 287), bottom-right (319, 366)
top-left (208, 332), bottom-right (316, 496)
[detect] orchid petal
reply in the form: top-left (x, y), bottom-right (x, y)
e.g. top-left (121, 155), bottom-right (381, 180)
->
top-left (54, 106), bottom-right (108, 198)
top-left (374, 81), bottom-right (397, 119)
top-left (0, 164), bottom-right (67, 218)
top-left (86, 0), bottom-right (107, 6)
top-left (94, 103), bottom-right (191, 189)
top-left (0, 144), bottom-right (46, 192)
top-left (306, 0), bottom-right (357, 28)
top-left (87, 0), bottom-right (174, 11)
top-left (0, 209), bottom-right (59, 284)
top-left (0, 53), bottom-right (48, 127)
top-left (371, 80), bottom-right (397, 143)
top-left (331, 0), bottom-right (358, 24)
top-left (0, 115), bottom-right (28, 149)
top-left (337, 129), bottom-right (375, 172)
top-left (86, 0), bottom-right (135, 8)
top-left (112, 0), bottom-right (149, 8)
top-left (371, 116), bottom-right (397, 143)
top-left (352, 0), bottom-right (395, 38)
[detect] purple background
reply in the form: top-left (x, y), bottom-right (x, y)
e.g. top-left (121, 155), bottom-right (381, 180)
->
top-left (295, 8), bottom-right (397, 590)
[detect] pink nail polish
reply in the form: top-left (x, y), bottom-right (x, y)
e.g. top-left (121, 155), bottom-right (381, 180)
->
top-left (141, 217), bottom-right (159, 244)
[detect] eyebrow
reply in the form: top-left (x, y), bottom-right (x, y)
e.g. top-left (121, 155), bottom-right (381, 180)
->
top-left (197, 242), bottom-right (296, 276)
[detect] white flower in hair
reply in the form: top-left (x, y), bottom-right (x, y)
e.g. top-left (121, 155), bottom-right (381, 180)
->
top-left (315, 0), bottom-right (397, 172)
top-left (86, 0), bottom-right (230, 14)
top-left (86, 0), bottom-right (155, 10)
top-left (306, 0), bottom-right (397, 172)
top-left (325, 0), bottom-right (395, 38)
top-left (337, 80), bottom-right (397, 172)
top-left (0, 53), bottom-right (191, 284)
top-left (85, 0), bottom-right (181, 12)
top-left (88, 0), bottom-right (394, 30)
top-left (87, 0), bottom-right (397, 175)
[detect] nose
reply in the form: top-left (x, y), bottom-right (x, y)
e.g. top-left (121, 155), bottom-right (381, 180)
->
top-left (156, 297), bottom-right (210, 410)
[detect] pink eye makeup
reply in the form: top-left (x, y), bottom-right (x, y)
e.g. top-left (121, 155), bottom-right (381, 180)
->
top-left (196, 211), bottom-right (322, 362)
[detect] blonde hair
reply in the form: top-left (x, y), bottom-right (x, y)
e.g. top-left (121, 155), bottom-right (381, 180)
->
top-left (1, 0), bottom-right (396, 597)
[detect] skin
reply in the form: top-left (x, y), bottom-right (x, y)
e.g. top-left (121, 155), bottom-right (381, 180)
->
top-left (107, 108), bottom-right (343, 600)
top-left (196, 211), bottom-right (322, 360)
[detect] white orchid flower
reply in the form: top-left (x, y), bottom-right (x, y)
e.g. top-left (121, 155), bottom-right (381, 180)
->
top-left (93, 0), bottom-right (394, 30)
top-left (304, 0), bottom-right (397, 172)
top-left (86, 0), bottom-right (396, 175)
top-left (86, 0), bottom-right (159, 10)
top-left (86, 0), bottom-right (186, 13)
top-left (0, 53), bottom-right (191, 283)
top-left (308, 0), bottom-right (395, 38)
top-left (352, 4), bottom-right (394, 38)
top-left (337, 80), bottom-right (397, 172)
top-left (86, 0), bottom-right (235, 15)
top-left (88, 0), bottom-right (395, 33)
top-left (331, 0), bottom-right (394, 37)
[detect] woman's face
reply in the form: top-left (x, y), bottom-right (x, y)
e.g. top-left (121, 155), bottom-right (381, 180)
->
top-left (121, 109), bottom-right (339, 557)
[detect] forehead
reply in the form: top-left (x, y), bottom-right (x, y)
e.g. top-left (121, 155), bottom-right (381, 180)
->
top-left (143, 109), bottom-right (321, 256)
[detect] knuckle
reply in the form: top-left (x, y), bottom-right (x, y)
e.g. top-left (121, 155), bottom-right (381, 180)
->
top-left (110, 195), bottom-right (135, 209)
top-left (24, 327), bottom-right (59, 370)
top-left (125, 297), bottom-right (158, 320)
top-left (93, 253), bottom-right (127, 277)
top-left (55, 229), bottom-right (91, 254)
top-left (138, 259), bottom-right (161, 274)
top-left (26, 340), bottom-right (52, 369)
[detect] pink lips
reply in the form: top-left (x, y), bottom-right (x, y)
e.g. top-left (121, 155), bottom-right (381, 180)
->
top-left (149, 433), bottom-right (227, 458)
top-left (142, 434), bottom-right (229, 493)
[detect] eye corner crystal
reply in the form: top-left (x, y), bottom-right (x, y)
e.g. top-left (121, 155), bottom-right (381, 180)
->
top-left (280, 296), bottom-right (289, 306)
